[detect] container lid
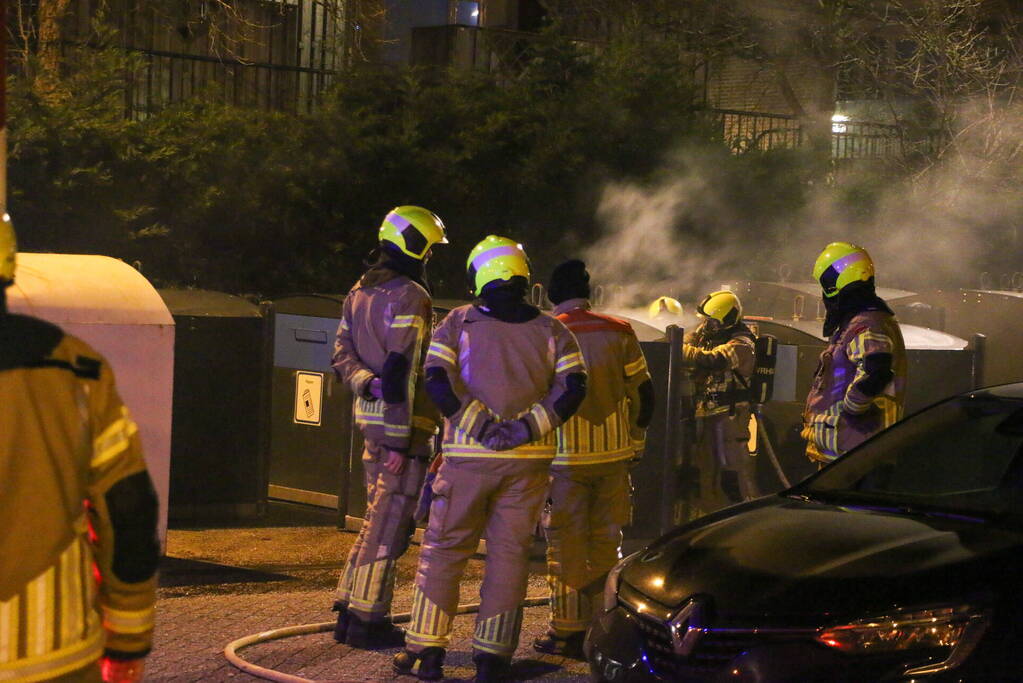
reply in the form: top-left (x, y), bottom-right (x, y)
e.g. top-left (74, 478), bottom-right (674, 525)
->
top-left (271, 294), bottom-right (344, 318)
top-left (158, 289), bottom-right (261, 318)
top-left (8, 254), bottom-right (173, 326)
top-left (754, 318), bottom-right (968, 350)
top-left (762, 281), bottom-right (918, 302)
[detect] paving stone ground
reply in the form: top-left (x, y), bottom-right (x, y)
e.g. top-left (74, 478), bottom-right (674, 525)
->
top-left (147, 503), bottom-right (591, 682)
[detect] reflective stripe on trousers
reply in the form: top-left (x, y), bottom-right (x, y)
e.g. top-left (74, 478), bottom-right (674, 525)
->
top-left (405, 457), bottom-right (549, 656)
top-left (543, 461), bottom-right (631, 635)
top-left (336, 442), bottom-right (427, 619)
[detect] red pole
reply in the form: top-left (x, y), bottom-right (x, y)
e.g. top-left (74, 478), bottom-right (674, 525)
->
top-left (1, 0), bottom-right (7, 214)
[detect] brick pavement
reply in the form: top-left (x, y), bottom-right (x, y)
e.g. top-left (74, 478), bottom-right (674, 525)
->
top-left (147, 506), bottom-right (592, 682)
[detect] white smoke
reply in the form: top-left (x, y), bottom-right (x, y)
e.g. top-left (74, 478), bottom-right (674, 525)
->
top-left (584, 100), bottom-right (1023, 316)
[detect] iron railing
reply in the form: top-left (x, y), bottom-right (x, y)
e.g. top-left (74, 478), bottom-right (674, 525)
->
top-left (710, 109), bottom-right (942, 160)
top-left (126, 48), bottom-right (336, 116)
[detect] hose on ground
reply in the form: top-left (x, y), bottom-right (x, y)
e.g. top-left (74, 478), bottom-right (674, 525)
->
top-left (224, 596), bottom-right (550, 683)
top-left (755, 414), bottom-right (791, 489)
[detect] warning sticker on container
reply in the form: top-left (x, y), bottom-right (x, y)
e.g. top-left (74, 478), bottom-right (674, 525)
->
top-left (294, 371), bottom-right (324, 426)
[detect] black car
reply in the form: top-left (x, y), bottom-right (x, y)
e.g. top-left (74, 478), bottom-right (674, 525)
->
top-left (587, 385), bottom-right (1023, 682)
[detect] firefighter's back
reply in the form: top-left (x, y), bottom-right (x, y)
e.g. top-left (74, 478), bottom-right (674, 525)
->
top-left (0, 313), bottom-right (158, 682)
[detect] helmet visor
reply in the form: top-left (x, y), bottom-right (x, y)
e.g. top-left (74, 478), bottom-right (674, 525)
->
top-left (819, 264), bottom-right (841, 297)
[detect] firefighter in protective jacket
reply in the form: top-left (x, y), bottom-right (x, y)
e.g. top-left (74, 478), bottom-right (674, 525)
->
top-left (533, 260), bottom-right (653, 659)
top-left (331, 206), bottom-right (445, 648)
top-left (394, 236), bottom-right (587, 682)
top-left (682, 290), bottom-right (760, 511)
top-left (0, 215), bottom-right (159, 683)
top-left (803, 242), bottom-right (907, 465)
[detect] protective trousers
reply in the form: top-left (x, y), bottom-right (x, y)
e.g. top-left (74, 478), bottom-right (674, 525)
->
top-left (694, 406), bottom-right (758, 516)
top-left (405, 457), bottom-right (550, 657)
top-left (335, 440), bottom-right (428, 620)
top-left (543, 461), bottom-right (631, 636)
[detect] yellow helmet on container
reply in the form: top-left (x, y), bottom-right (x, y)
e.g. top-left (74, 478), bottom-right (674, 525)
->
top-left (0, 213), bottom-right (15, 285)
top-left (648, 296), bottom-right (683, 318)
top-left (378, 205), bottom-right (448, 260)
top-left (697, 290), bottom-right (743, 327)
top-left (813, 242), bottom-right (874, 298)
top-left (466, 235), bottom-right (530, 297)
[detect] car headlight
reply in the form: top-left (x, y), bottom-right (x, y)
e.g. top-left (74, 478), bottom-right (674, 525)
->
top-left (816, 604), bottom-right (991, 675)
top-left (602, 551), bottom-right (641, 612)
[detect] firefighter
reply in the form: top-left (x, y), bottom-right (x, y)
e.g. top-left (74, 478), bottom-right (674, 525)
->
top-left (803, 242), bottom-right (906, 465)
top-left (331, 206), bottom-right (445, 649)
top-left (682, 290), bottom-right (759, 512)
top-left (533, 260), bottom-right (653, 659)
top-left (0, 214), bottom-right (159, 683)
top-left (393, 236), bottom-right (587, 682)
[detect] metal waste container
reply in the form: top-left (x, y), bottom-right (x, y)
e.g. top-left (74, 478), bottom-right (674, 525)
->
top-left (159, 289), bottom-right (268, 522)
top-left (267, 295), bottom-right (355, 523)
top-left (894, 288), bottom-right (1023, 387)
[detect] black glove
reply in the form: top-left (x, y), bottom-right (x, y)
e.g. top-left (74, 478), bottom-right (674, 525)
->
top-left (482, 419), bottom-right (533, 451)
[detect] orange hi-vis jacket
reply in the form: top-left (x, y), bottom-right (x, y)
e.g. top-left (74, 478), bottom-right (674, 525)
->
top-left (1, 314), bottom-right (158, 682)
top-left (552, 300), bottom-right (652, 466)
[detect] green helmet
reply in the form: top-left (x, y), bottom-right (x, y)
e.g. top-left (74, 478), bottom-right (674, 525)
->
top-left (0, 213), bottom-right (15, 285)
top-left (466, 235), bottom-right (530, 296)
top-left (378, 206), bottom-right (448, 260)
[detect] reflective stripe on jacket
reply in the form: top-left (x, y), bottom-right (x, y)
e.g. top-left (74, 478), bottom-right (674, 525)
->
top-left (332, 269), bottom-right (440, 455)
top-left (552, 300), bottom-right (650, 466)
top-left (684, 322), bottom-right (756, 418)
top-left (425, 304), bottom-right (585, 460)
top-left (0, 315), bottom-right (157, 681)
top-left (802, 310), bottom-right (907, 463)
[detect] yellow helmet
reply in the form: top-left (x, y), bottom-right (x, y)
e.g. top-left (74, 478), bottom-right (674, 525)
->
top-left (697, 290), bottom-right (743, 327)
top-left (466, 235), bottom-right (530, 297)
top-left (0, 213), bottom-right (15, 284)
top-left (648, 296), bottom-right (683, 318)
top-left (813, 242), bottom-right (874, 298)
top-left (378, 205), bottom-right (448, 260)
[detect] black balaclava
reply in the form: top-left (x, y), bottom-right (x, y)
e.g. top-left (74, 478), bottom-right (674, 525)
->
top-left (476, 276), bottom-right (538, 323)
top-left (547, 259), bottom-right (591, 305)
top-left (364, 242), bottom-right (429, 292)
top-left (822, 278), bottom-right (893, 337)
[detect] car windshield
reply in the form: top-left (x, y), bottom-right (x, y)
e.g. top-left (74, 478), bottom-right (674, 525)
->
top-left (796, 393), bottom-right (1023, 522)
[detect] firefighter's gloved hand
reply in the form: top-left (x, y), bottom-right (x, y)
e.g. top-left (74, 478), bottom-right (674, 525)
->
top-left (101, 657), bottom-right (145, 683)
top-left (482, 419), bottom-right (532, 451)
top-left (368, 377), bottom-right (383, 400)
top-left (383, 449), bottom-right (408, 475)
top-left (681, 343), bottom-right (699, 366)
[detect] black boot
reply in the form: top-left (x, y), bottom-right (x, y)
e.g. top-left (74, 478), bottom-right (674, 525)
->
top-left (344, 611), bottom-right (406, 649)
top-left (473, 652), bottom-right (511, 682)
top-left (331, 601), bottom-right (350, 643)
top-left (393, 647), bottom-right (445, 680)
top-left (532, 630), bottom-right (585, 659)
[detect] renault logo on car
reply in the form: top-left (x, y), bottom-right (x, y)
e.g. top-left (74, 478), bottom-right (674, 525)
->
top-left (668, 597), bottom-right (709, 656)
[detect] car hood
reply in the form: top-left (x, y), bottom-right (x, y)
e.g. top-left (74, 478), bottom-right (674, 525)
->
top-left (622, 496), bottom-right (1023, 621)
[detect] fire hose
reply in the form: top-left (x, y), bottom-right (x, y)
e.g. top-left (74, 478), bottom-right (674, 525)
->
top-left (753, 409), bottom-right (791, 489)
top-left (224, 596), bottom-right (550, 683)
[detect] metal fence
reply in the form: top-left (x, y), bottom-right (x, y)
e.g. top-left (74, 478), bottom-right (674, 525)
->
top-left (126, 49), bottom-right (336, 116)
top-left (711, 109), bottom-right (804, 154)
top-left (709, 109), bottom-right (941, 160)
